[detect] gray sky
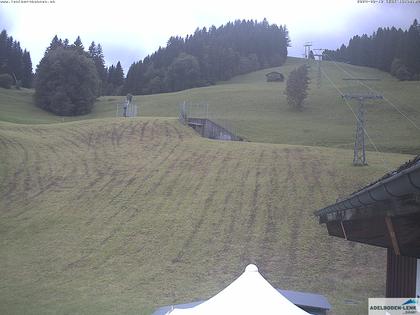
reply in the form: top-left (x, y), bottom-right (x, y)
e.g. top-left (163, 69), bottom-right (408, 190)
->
top-left (1, 0), bottom-right (419, 72)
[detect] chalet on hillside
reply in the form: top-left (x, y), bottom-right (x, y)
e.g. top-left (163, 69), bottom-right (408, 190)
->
top-left (265, 71), bottom-right (284, 82)
top-left (315, 156), bottom-right (420, 298)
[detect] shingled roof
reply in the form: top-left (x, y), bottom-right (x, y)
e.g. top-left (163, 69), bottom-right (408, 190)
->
top-left (350, 155), bottom-right (420, 197)
top-left (314, 155), bottom-right (420, 258)
top-left (315, 155), bottom-right (420, 218)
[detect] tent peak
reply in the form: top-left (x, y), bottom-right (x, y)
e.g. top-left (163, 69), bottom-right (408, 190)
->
top-left (245, 264), bottom-right (258, 273)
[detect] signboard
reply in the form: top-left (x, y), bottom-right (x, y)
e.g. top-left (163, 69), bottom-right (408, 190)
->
top-left (369, 298), bottom-right (420, 315)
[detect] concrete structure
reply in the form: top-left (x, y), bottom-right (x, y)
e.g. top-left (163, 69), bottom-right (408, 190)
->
top-left (187, 118), bottom-right (242, 141)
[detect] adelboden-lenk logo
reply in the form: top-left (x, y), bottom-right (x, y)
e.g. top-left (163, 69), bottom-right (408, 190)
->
top-left (369, 298), bottom-right (420, 314)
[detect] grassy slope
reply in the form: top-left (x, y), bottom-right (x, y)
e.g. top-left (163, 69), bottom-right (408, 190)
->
top-left (0, 59), bottom-right (418, 314)
top-left (0, 118), bottom-right (410, 315)
top-left (0, 88), bottom-right (60, 124)
top-left (1, 57), bottom-right (420, 153)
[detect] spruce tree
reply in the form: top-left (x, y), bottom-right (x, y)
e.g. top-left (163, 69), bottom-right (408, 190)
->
top-left (0, 30), bottom-right (8, 72)
top-left (88, 41), bottom-right (107, 95)
top-left (406, 19), bottom-right (420, 77)
top-left (45, 35), bottom-right (63, 55)
top-left (114, 61), bottom-right (124, 87)
top-left (0, 29), bottom-right (33, 87)
top-left (22, 50), bottom-right (32, 88)
top-left (73, 36), bottom-right (84, 52)
top-left (105, 63), bottom-right (125, 95)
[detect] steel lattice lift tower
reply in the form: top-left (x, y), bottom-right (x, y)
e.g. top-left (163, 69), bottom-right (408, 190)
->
top-left (341, 93), bottom-right (383, 166)
top-left (312, 48), bottom-right (325, 88)
top-left (303, 42), bottom-right (312, 59)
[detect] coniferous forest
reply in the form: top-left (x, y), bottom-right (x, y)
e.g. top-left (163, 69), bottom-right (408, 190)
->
top-left (0, 30), bottom-right (33, 88)
top-left (2, 17), bottom-right (420, 102)
top-left (123, 19), bottom-right (290, 95)
top-left (1, 19), bottom-right (290, 96)
top-left (323, 19), bottom-right (420, 81)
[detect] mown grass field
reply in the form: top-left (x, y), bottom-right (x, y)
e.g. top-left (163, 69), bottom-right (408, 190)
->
top-left (0, 118), bottom-right (411, 315)
top-left (0, 57), bottom-right (419, 314)
top-left (1, 57), bottom-right (420, 154)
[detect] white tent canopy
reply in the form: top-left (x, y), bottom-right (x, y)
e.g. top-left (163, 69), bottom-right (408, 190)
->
top-left (167, 264), bottom-right (310, 315)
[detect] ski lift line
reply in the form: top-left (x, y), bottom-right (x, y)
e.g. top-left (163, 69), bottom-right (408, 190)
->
top-left (325, 54), bottom-right (420, 123)
top-left (321, 67), bottom-right (390, 171)
top-left (321, 68), bottom-right (377, 147)
top-left (322, 67), bottom-right (389, 170)
top-left (323, 53), bottom-right (420, 131)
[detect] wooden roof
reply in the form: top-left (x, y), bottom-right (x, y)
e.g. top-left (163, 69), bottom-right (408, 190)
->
top-left (265, 71), bottom-right (282, 76)
top-left (315, 155), bottom-right (420, 258)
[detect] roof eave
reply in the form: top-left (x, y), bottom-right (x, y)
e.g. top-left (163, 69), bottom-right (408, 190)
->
top-left (315, 161), bottom-right (420, 221)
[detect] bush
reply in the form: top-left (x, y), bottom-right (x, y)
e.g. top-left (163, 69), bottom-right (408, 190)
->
top-left (0, 73), bottom-right (14, 89)
top-left (34, 47), bottom-right (99, 116)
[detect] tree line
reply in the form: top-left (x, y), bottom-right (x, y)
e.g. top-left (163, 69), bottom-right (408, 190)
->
top-left (4, 18), bottom-right (290, 116)
top-left (0, 29), bottom-right (33, 88)
top-left (323, 19), bottom-right (420, 81)
top-left (0, 31), bottom-right (123, 94)
top-left (123, 19), bottom-right (289, 95)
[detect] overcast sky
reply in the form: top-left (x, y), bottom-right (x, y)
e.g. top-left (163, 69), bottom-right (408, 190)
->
top-left (1, 0), bottom-right (419, 72)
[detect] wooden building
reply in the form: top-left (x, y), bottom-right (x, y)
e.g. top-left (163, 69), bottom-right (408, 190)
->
top-left (315, 156), bottom-right (420, 298)
top-left (265, 71), bottom-right (284, 82)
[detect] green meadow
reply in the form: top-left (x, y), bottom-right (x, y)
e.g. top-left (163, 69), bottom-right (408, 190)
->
top-left (2, 57), bottom-right (419, 154)
top-left (0, 57), bottom-right (418, 314)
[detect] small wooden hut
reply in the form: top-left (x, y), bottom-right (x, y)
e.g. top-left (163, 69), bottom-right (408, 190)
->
top-left (265, 71), bottom-right (284, 82)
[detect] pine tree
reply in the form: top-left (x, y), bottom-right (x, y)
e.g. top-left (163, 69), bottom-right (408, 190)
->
top-left (105, 62), bottom-right (124, 95)
top-left (0, 29), bottom-right (33, 88)
top-left (0, 30), bottom-right (8, 72)
top-left (88, 41), bottom-right (96, 58)
top-left (45, 35), bottom-right (63, 55)
top-left (10, 41), bottom-right (23, 82)
top-left (73, 36), bottom-right (84, 53)
top-left (22, 50), bottom-right (32, 88)
top-left (405, 19), bottom-right (420, 77)
top-left (114, 61), bottom-right (124, 87)
top-left (88, 41), bottom-right (107, 95)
